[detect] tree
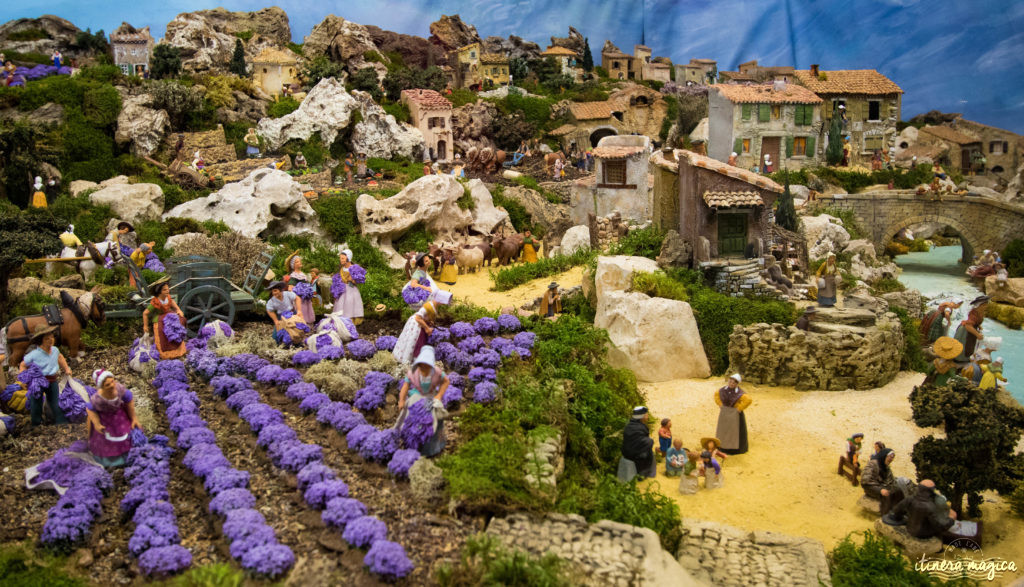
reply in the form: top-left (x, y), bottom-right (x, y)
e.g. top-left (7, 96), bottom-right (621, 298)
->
top-left (775, 173), bottom-right (798, 232)
top-left (0, 213), bottom-right (63, 321)
top-left (909, 379), bottom-right (1024, 518)
top-left (382, 65), bottom-right (447, 101)
top-left (73, 28), bottom-right (109, 54)
top-left (492, 112), bottom-right (535, 151)
top-left (582, 38), bottom-right (594, 72)
top-left (229, 39), bottom-right (247, 77)
top-left (148, 80), bottom-right (203, 129)
top-left (349, 67), bottom-right (382, 101)
top-left (150, 43), bottom-right (182, 80)
top-left (825, 116), bottom-right (844, 166)
top-left (508, 58), bottom-right (528, 86)
top-left (303, 56), bottom-right (345, 87)
top-left (0, 120), bottom-right (48, 208)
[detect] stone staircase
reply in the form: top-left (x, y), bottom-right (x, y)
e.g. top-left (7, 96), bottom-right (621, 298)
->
top-left (701, 259), bottom-right (789, 299)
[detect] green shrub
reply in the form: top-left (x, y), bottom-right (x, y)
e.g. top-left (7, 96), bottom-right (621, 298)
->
top-left (82, 85), bottom-right (121, 128)
top-left (891, 306), bottom-right (927, 372)
top-left (393, 223), bottom-right (434, 255)
top-left (436, 534), bottom-right (569, 587)
top-left (871, 277), bottom-right (905, 294)
top-left (368, 157), bottom-right (424, 184)
top-left (0, 50), bottom-right (51, 65)
top-left (10, 292), bottom-right (58, 317)
top-left (310, 192), bottom-right (359, 243)
top-left (491, 185), bottom-right (534, 233)
top-left (559, 290), bottom-right (595, 322)
top-left (8, 28), bottom-right (51, 41)
top-left (490, 249), bottom-right (596, 291)
top-left (82, 321), bottom-right (135, 349)
top-left (907, 238), bottom-right (931, 253)
top-left (497, 93), bottom-right (553, 130)
top-left (588, 476), bottom-right (682, 553)
top-left (1010, 481), bottom-right (1024, 518)
top-left (233, 30), bottom-right (253, 42)
top-left (608, 226), bottom-right (665, 259)
top-left (162, 217), bottom-right (203, 236)
top-left (48, 196), bottom-right (115, 243)
top-left (828, 531), bottom-right (964, 586)
top-left (631, 271), bottom-right (688, 301)
top-left (457, 186), bottom-right (475, 210)
top-left (660, 95), bottom-right (678, 142)
top-left (164, 562), bottom-right (245, 587)
top-left (267, 96), bottom-right (300, 118)
top-left (449, 88), bottom-right (478, 108)
top-left (0, 543), bottom-right (85, 586)
top-left (1003, 239), bottom-right (1024, 278)
top-left (439, 431), bottom-right (538, 510)
top-left (92, 265), bottom-right (128, 286)
top-left (381, 100), bottom-right (410, 123)
top-left (136, 219), bottom-right (169, 257)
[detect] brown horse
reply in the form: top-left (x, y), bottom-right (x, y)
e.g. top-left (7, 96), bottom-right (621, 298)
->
top-left (3, 292), bottom-right (106, 366)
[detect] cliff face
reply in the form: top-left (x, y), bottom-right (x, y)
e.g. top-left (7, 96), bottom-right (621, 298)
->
top-left (163, 8), bottom-right (290, 73)
top-left (167, 7), bottom-right (291, 45)
top-left (0, 15), bottom-right (81, 58)
top-left (428, 14), bottom-right (481, 53)
top-left (364, 25), bottom-right (447, 69)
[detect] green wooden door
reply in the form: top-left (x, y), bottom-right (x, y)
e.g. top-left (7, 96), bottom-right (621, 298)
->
top-left (718, 214), bottom-right (748, 257)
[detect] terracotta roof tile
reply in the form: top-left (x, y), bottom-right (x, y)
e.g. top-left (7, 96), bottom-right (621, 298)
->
top-left (714, 83), bottom-right (822, 104)
top-left (703, 191), bottom-right (765, 208)
top-left (593, 146), bottom-right (645, 159)
top-left (480, 53), bottom-right (508, 64)
top-left (676, 149), bottom-right (783, 193)
top-left (919, 125), bottom-right (979, 146)
top-left (401, 89), bottom-right (452, 110)
top-left (569, 101), bottom-right (616, 121)
top-left (720, 71), bottom-right (756, 81)
top-left (253, 47), bottom-right (299, 64)
top-left (793, 69), bottom-right (903, 95)
top-left (549, 123), bottom-right (578, 136)
top-left (602, 50), bottom-right (632, 59)
top-left (542, 46), bottom-right (579, 56)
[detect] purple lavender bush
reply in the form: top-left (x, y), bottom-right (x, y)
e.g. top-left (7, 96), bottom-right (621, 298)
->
top-left (319, 345), bottom-right (345, 360)
top-left (138, 545), bottom-right (192, 577)
top-left (321, 497), bottom-right (367, 529)
top-left (176, 427), bottom-right (216, 450)
top-left (427, 326), bottom-right (450, 344)
top-left (442, 386), bottom-right (463, 409)
top-left (299, 392), bottom-right (331, 413)
top-left (374, 336), bottom-right (397, 351)
top-left (497, 313), bottom-right (522, 332)
top-left (240, 543), bottom-right (295, 577)
top-left (257, 424), bottom-right (297, 449)
top-left (342, 515), bottom-right (387, 548)
top-left (292, 282), bottom-right (315, 300)
top-left (292, 350), bottom-right (321, 366)
top-left (238, 403), bottom-right (284, 433)
top-left (473, 317), bottom-right (499, 335)
top-left (210, 375), bottom-right (252, 398)
top-left (296, 462), bottom-right (336, 491)
top-left (364, 540), bottom-right (415, 579)
top-left (204, 467), bottom-right (250, 496)
top-left (513, 331), bottom-right (536, 349)
top-left (449, 321), bottom-right (474, 339)
top-left (473, 381), bottom-right (499, 404)
top-left (225, 389), bottom-right (261, 411)
top-left (285, 381), bottom-right (317, 401)
top-left (353, 385), bottom-right (385, 411)
top-left (467, 367), bottom-right (497, 383)
top-left (457, 335), bottom-right (484, 354)
top-left (386, 449), bottom-right (420, 478)
top-left (345, 423), bottom-right (377, 451)
top-left (347, 338), bottom-right (376, 360)
top-left (161, 313), bottom-right (188, 344)
top-left (358, 428), bottom-right (399, 462)
top-left (472, 349), bottom-right (501, 369)
top-left (333, 408), bottom-right (367, 433)
top-left (209, 488), bottom-right (256, 516)
top-left (303, 479), bottom-right (350, 509)
top-left (489, 336), bottom-right (514, 356)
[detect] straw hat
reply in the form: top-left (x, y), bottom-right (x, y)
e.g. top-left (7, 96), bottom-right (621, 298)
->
top-left (284, 250), bottom-right (301, 273)
top-left (374, 303), bottom-right (386, 312)
top-left (700, 437), bottom-right (721, 451)
top-left (422, 301), bottom-right (437, 317)
top-left (117, 221), bottom-right (135, 232)
top-left (148, 276), bottom-right (171, 297)
top-left (932, 336), bottom-right (962, 360)
top-left (30, 324), bottom-right (57, 344)
top-left (267, 280), bottom-right (287, 292)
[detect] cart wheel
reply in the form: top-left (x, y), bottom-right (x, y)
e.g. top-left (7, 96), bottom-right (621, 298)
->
top-left (179, 285), bottom-right (235, 335)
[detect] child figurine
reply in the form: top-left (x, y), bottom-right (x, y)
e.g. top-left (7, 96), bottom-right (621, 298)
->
top-left (844, 433), bottom-right (864, 467)
top-left (658, 418), bottom-right (672, 456)
top-left (995, 263), bottom-right (1009, 288)
top-left (698, 450), bottom-right (723, 489)
top-left (665, 438), bottom-right (687, 477)
top-left (700, 437), bottom-right (728, 463)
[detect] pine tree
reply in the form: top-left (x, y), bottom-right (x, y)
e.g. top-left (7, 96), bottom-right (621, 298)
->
top-left (825, 115), bottom-right (843, 166)
top-left (150, 44), bottom-right (182, 80)
top-left (229, 39), bottom-right (247, 77)
top-left (582, 38), bottom-right (594, 72)
top-left (775, 173), bottom-right (798, 232)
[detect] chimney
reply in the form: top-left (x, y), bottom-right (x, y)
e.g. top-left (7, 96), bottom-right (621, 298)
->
top-left (810, 64), bottom-right (819, 77)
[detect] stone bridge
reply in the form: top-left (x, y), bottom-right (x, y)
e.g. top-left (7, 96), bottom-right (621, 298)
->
top-left (814, 191), bottom-right (1024, 260)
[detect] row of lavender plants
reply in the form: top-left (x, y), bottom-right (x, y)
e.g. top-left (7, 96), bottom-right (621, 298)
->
top-left (32, 445), bottom-right (113, 550)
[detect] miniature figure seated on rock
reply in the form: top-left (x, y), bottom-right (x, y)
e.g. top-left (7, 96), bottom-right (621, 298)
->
top-left (882, 480), bottom-right (956, 539)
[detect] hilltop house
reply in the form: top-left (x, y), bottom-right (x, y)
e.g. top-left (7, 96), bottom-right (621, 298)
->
top-left (401, 89), bottom-right (453, 162)
top-left (601, 43), bottom-right (635, 80)
top-left (917, 125), bottom-right (984, 176)
top-left (251, 48), bottom-right (299, 98)
top-left (569, 135), bottom-right (652, 224)
top-left (676, 59), bottom-right (717, 86)
top-left (549, 84), bottom-right (666, 151)
top-left (449, 42), bottom-right (508, 89)
top-left (600, 42), bottom-right (671, 82)
top-left (541, 45), bottom-right (581, 81)
top-left (110, 22), bottom-right (154, 77)
top-left (735, 60), bottom-right (795, 83)
top-left (793, 65), bottom-right (903, 167)
top-left (708, 82), bottom-right (823, 170)
top-left (480, 53), bottom-right (510, 87)
top-left (946, 118), bottom-right (1023, 181)
top-left (651, 149), bottom-right (783, 260)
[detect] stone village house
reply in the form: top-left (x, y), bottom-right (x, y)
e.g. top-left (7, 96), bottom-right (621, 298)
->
top-left (651, 149), bottom-right (783, 260)
top-left (540, 45), bottom-right (582, 82)
top-left (916, 125), bottom-right (984, 176)
top-left (944, 118), bottom-right (1023, 182)
top-left (449, 42), bottom-right (508, 90)
top-left (569, 135), bottom-right (653, 225)
top-left (401, 89), bottom-right (453, 162)
top-left (793, 66), bottom-right (903, 167)
top-left (110, 22), bottom-right (154, 77)
top-left (600, 42), bottom-right (671, 82)
top-left (675, 58), bottom-right (717, 86)
top-left (251, 47), bottom-right (300, 98)
top-left (708, 81), bottom-right (823, 171)
top-left (549, 85), bottom-right (666, 152)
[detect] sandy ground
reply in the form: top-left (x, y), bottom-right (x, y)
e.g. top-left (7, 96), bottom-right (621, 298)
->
top-left (640, 373), bottom-right (1024, 584)
top-left (440, 261), bottom-right (585, 313)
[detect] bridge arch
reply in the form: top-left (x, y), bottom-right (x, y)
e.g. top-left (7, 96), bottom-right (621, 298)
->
top-left (878, 214), bottom-right (977, 263)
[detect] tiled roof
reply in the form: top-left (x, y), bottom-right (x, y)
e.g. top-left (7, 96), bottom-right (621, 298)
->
top-left (593, 146), bottom-right (646, 159)
top-left (401, 89), bottom-right (452, 110)
top-left (793, 69), bottom-right (903, 95)
top-left (456, 42), bottom-right (481, 53)
top-left (919, 125), bottom-right (979, 146)
top-left (648, 62), bottom-right (671, 69)
top-left (253, 47), bottom-right (299, 64)
top-left (549, 123), bottom-right (578, 136)
top-left (703, 191), bottom-right (765, 208)
top-left (542, 46), bottom-right (578, 56)
top-left (720, 71), bottom-right (757, 81)
top-left (714, 83), bottom-right (822, 104)
top-left (480, 53), bottom-right (508, 64)
top-left (569, 101), bottom-right (616, 120)
top-left (676, 149), bottom-right (783, 193)
top-left (602, 50), bottom-right (632, 59)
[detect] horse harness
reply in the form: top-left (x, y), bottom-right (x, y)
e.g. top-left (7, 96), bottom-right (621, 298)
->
top-left (3, 293), bottom-right (92, 348)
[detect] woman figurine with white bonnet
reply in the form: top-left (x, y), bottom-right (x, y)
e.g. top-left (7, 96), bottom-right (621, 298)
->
top-left (31, 176), bottom-right (47, 208)
top-left (283, 251), bottom-right (316, 325)
top-left (87, 369), bottom-right (141, 467)
top-left (714, 374), bottom-right (751, 455)
top-left (333, 248), bottom-right (364, 323)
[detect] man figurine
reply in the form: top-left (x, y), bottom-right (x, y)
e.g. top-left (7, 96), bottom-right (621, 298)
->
top-left (621, 406), bottom-right (656, 479)
top-left (795, 306), bottom-right (818, 331)
top-left (294, 153), bottom-right (308, 169)
top-left (539, 282), bottom-right (561, 318)
top-left (883, 479), bottom-right (956, 539)
top-left (244, 128), bottom-right (260, 159)
top-left (344, 153), bottom-right (355, 183)
top-left (843, 432), bottom-right (864, 467)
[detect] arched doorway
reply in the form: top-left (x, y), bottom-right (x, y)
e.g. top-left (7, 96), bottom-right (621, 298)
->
top-left (589, 127), bottom-right (618, 148)
top-left (437, 140), bottom-right (447, 161)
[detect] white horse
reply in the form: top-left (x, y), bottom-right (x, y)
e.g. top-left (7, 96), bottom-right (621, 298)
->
top-left (48, 240), bottom-right (122, 283)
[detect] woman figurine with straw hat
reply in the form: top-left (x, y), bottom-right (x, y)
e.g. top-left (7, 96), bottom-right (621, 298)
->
top-left (816, 253), bottom-right (839, 307)
top-left (714, 374), bottom-right (751, 455)
top-left (394, 346), bottom-right (450, 457)
top-left (19, 325), bottom-right (70, 426)
top-left (924, 336), bottom-right (962, 387)
top-left (332, 248), bottom-right (364, 323)
top-left (953, 295), bottom-right (989, 363)
top-left (283, 252), bottom-right (316, 325)
top-left (700, 436), bottom-right (728, 464)
top-left (393, 301), bottom-right (437, 366)
top-left (141, 277), bottom-right (187, 360)
top-left (539, 282), bottom-right (561, 318)
top-left (86, 369), bottom-right (141, 467)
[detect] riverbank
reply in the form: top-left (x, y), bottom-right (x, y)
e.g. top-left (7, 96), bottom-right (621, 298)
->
top-left (640, 373), bottom-right (1024, 585)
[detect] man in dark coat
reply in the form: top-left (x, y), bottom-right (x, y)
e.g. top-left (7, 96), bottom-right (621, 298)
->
top-left (795, 307), bottom-right (817, 331)
top-left (885, 479), bottom-right (956, 539)
top-left (622, 406), bottom-right (656, 478)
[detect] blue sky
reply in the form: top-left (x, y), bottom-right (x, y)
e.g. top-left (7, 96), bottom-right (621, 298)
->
top-left (5, 0), bottom-right (1023, 132)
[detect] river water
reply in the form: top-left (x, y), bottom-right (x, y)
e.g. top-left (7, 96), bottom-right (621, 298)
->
top-left (894, 245), bottom-right (1023, 403)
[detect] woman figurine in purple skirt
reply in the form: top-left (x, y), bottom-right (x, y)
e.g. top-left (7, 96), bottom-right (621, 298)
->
top-left (283, 252), bottom-right (316, 325)
top-left (86, 369), bottom-right (141, 467)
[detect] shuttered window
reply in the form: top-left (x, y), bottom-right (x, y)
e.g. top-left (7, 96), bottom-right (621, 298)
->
top-left (805, 136), bottom-right (816, 157)
top-left (794, 137), bottom-right (807, 156)
top-left (742, 139), bottom-right (751, 153)
top-left (733, 137), bottom-right (744, 155)
top-left (786, 136), bottom-right (794, 157)
top-left (758, 104), bottom-right (770, 122)
top-left (794, 104), bottom-right (813, 125)
top-left (741, 104), bottom-right (751, 120)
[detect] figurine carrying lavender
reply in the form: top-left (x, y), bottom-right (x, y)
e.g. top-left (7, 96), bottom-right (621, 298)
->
top-left (283, 252), bottom-right (316, 325)
top-left (332, 249), bottom-right (365, 323)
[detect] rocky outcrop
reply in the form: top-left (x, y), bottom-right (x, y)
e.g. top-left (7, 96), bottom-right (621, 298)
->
top-left (843, 239), bottom-right (877, 262)
top-left (356, 174), bottom-right (472, 267)
top-left (0, 15), bottom-right (81, 59)
top-left (115, 94), bottom-right (170, 157)
top-left (487, 513), bottom-right (701, 587)
top-left (466, 179), bottom-right (510, 235)
top-left (523, 430), bottom-right (563, 499)
top-left (364, 25), bottom-right (447, 70)
top-left (0, 102), bottom-right (65, 126)
top-left (428, 14), bottom-right (481, 53)
top-left (70, 174), bottom-right (134, 197)
top-left (8, 277), bottom-right (87, 303)
top-left (175, 7), bottom-right (290, 44)
top-left (594, 256), bottom-right (659, 304)
top-left (451, 100), bottom-right (497, 152)
top-left (808, 220), bottom-right (851, 260)
top-left (216, 91), bottom-right (267, 125)
top-left (256, 79), bottom-right (423, 159)
top-left (482, 35), bottom-right (541, 61)
top-left (163, 232), bottom-right (204, 252)
top-left (985, 275), bottom-right (1024, 307)
top-left (559, 225), bottom-right (591, 256)
top-left (849, 255), bottom-right (901, 285)
top-left (728, 307), bottom-right (904, 391)
top-left (873, 519), bottom-right (942, 559)
top-left (500, 185), bottom-right (572, 237)
top-left (881, 289), bottom-right (923, 318)
top-left (657, 230), bottom-right (693, 269)
top-left (88, 182), bottom-right (164, 223)
top-left (549, 26), bottom-right (586, 56)
top-left (303, 15), bottom-right (383, 77)
top-left (164, 168), bottom-right (323, 240)
top-left (163, 9), bottom-right (286, 73)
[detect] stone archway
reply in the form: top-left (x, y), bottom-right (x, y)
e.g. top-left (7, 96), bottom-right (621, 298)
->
top-left (879, 215), bottom-right (978, 263)
top-left (589, 127), bottom-right (617, 147)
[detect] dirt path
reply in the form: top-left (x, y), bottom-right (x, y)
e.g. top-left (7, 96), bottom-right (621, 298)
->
top-left (439, 263), bottom-right (584, 313)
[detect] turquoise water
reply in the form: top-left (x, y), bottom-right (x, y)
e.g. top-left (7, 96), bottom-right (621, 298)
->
top-left (894, 245), bottom-right (1023, 403)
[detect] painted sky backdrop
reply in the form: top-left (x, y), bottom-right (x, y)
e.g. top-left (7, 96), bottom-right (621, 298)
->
top-left (4, 0), bottom-right (1023, 132)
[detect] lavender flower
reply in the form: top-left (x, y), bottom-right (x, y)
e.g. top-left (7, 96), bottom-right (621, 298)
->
top-left (130, 428), bottom-right (149, 447)
top-left (319, 345), bottom-right (345, 360)
top-left (489, 336), bottom-right (514, 355)
top-left (292, 282), bottom-right (315, 300)
top-left (285, 382), bottom-right (317, 401)
top-left (330, 273), bottom-right (346, 299)
top-left (359, 428), bottom-right (399, 462)
top-left (226, 389), bottom-right (261, 411)
top-left (511, 346), bottom-right (532, 359)
top-left (238, 403), bottom-right (284, 433)
top-left (272, 442), bottom-right (323, 473)
top-left (257, 424), bottom-right (297, 449)
top-left (446, 372), bottom-right (465, 388)
top-left (121, 481), bottom-right (171, 514)
top-left (457, 335), bottom-right (484, 354)
top-left (442, 386), bottom-right (463, 409)
top-left (162, 313), bottom-right (188, 344)
top-left (402, 285), bottom-right (430, 305)
top-left (210, 375), bottom-right (252, 398)
top-left (144, 253), bottom-right (166, 273)
top-left (229, 354), bottom-right (268, 376)
top-left (473, 381), bottom-right (499, 404)
top-left (18, 364), bottom-right (48, 400)
top-left (183, 444), bottom-right (230, 478)
top-left (185, 337), bottom-right (207, 352)
top-left (255, 364), bottom-right (284, 384)
top-left (277, 368), bottom-right (303, 386)
top-left (513, 331), bottom-right (536, 349)
top-left (374, 336), bottom-right (397, 351)
top-left (228, 524), bottom-right (277, 559)
top-left (342, 515), bottom-right (387, 548)
top-left (297, 462), bottom-right (337, 492)
top-left (321, 497), bottom-right (367, 529)
top-left (364, 540), bottom-right (415, 579)
top-left (364, 371), bottom-right (395, 389)
top-left (347, 339), bottom-right (376, 360)
top-left (132, 500), bottom-right (175, 526)
top-left (353, 386), bottom-right (385, 411)
top-left (467, 367), bottom-right (497, 383)
top-left (2, 383), bottom-right (19, 403)
top-left (58, 386), bottom-right (88, 423)
top-left (427, 326), bottom-right (450, 344)
top-left (209, 488), bottom-right (256, 516)
top-left (386, 449), bottom-right (420, 478)
top-left (473, 317), bottom-right (499, 335)
top-left (165, 401), bottom-right (199, 421)
top-left (333, 408), bottom-right (367, 433)
top-left (176, 426), bottom-right (216, 450)
top-left (303, 479), bottom-right (350, 509)
top-left (204, 467), bottom-right (250, 496)
top-left (472, 348), bottom-right (501, 369)
top-left (223, 508), bottom-right (266, 534)
top-left (347, 264), bottom-right (366, 284)
top-left (299, 392), bottom-right (330, 413)
top-left (497, 313), bottom-right (522, 332)
top-left (345, 424), bottom-right (377, 451)
top-left (448, 349), bottom-right (473, 372)
top-left (292, 350), bottom-right (321, 366)
top-left (128, 519), bottom-right (180, 555)
top-left (169, 414), bottom-right (207, 434)
top-left (138, 545), bottom-right (192, 577)
top-left (315, 401), bottom-right (349, 426)
top-left (400, 401), bottom-right (435, 451)
top-left (450, 321), bottom-right (475, 339)
top-left (240, 543), bottom-right (294, 577)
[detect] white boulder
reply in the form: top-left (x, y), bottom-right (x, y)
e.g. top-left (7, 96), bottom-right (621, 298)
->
top-left (593, 255), bottom-right (660, 306)
top-left (164, 168), bottom-right (323, 239)
top-left (114, 94), bottom-right (170, 157)
top-left (843, 239), bottom-right (877, 262)
top-left (164, 232), bottom-right (204, 251)
top-left (88, 182), bottom-right (164, 223)
top-left (808, 221), bottom-right (851, 261)
top-left (466, 179), bottom-right (510, 234)
top-left (560, 225), bottom-right (591, 256)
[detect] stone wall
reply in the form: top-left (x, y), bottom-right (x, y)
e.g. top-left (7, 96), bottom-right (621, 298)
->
top-left (485, 513), bottom-right (701, 587)
top-left (728, 307), bottom-right (903, 390)
top-left (677, 519), bottom-right (831, 587)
